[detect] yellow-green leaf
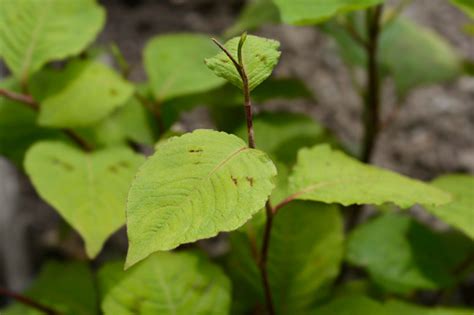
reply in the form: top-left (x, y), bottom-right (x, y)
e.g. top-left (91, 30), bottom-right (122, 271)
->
top-left (24, 141), bottom-right (144, 257)
top-left (126, 129), bottom-right (277, 268)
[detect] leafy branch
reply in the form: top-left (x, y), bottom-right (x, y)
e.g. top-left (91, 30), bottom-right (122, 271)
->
top-left (0, 88), bottom-right (93, 151)
top-left (212, 33), bottom-right (275, 315)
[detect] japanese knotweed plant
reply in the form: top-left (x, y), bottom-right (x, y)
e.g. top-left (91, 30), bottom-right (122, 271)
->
top-left (0, 1), bottom-right (473, 315)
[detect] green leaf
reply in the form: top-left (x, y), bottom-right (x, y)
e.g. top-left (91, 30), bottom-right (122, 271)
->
top-left (97, 261), bottom-right (125, 300)
top-left (144, 33), bottom-right (226, 101)
top-left (236, 112), bottom-right (336, 165)
top-left (2, 261), bottom-right (97, 315)
top-left (347, 213), bottom-right (474, 293)
top-left (126, 129), bottom-right (276, 267)
top-left (101, 251), bottom-right (231, 315)
top-left (24, 141), bottom-right (144, 257)
top-left (30, 61), bottom-right (134, 128)
top-left (273, 0), bottom-right (383, 25)
top-left (228, 201), bottom-right (344, 314)
top-left (75, 95), bottom-right (159, 148)
top-left (384, 300), bottom-right (473, 315)
top-left (224, 0), bottom-right (280, 37)
top-left (0, 78), bottom-right (63, 166)
top-left (379, 17), bottom-right (462, 96)
top-left (425, 174), bottom-right (474, 239)
top-left (312, 296), bottom-right (391, 315)
top-left (0, 0), bottom-right (105, 81)
top-left (450, 0), bottom-right (474, 19)
top-left (289, 144), bottom-right (451, 208)
top-left (205, 35), bottom-right (281, 91)
top-left (325, 17), bottom-right (462, 96)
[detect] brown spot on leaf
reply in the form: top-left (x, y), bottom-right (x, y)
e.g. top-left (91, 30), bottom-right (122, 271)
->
top-left (231, 176), bottom-right (238, 186)
top-left (51, 158), bottom-right (74, 171)
top-left (109, 88), bottom-right (118, 96)
top-left (246, 176), bottom-right (254, 187)
top-left (189, 148), bottom-right (203, 153)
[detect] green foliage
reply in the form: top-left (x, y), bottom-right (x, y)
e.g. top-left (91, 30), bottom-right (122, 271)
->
top-left (101, 252), bottom-right (231, 315)
top-left (76, 95), bottom-right (159, 147)
top-left (144, 33), bottom-right (226, 101)
top-left (347, 213), bottom-right (474, 293)
top-left (30, 61), bottom-right (134, 128)
top-left (0, 1), bottom-right (472, 314)
top-left (313, 296), bottom-right (472, 315)
top-left (379, 17), bottom-right (462, 96)
top-left (205, 35), bottom-right (281, 91)
top-left (384, 300), bottom-right (473, 315)
top-left (228, 201), bottom-right (344, 314)
top-left (0, 78), bottom-right (64, 166)
top-left (425, 174), bottom-right (474, 239)
top-left (289, 144), bottom-right (451, 208)
top-left (273, 0), bottom-right (383, 25)
top-left (3, 261), bottom-right (97, 315)
top-left (325, 17), bottom-right (462, 96)
top-left (0, 0), bottom-right (105, 82)
top-left (24, 141), bottom-right (144, 257)
top-left (236, 112), bottom-right (336, 165)
top-left (225, 0), bottom-right (280, 37)
top-left (126, 129), bottom-right (277, 267)
top-left (313, 296), bottom-right (391, 315)
top-left (450, 0), bottom-right (474, 18)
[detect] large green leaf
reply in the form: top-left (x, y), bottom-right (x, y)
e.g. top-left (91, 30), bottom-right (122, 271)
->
top-left (229, 201), bottom-right (344, 314)
top-left (0, 0), bottom-right (105, 81)
top-left (379, 17), bottom-right (462, 96)
top-left (0, 78), bottom-right (63, 166)
top-left (289, 144), bottom-right (451, 207)
top-left (205, 35), bottom-right (281, 91)
top-left (2, 261), bottom-right (97, 315)
top-left (347, 213), bottom-right (474, 293)
top-left (425, 174), bottom-right (474, 239)
top-left (384, 300), bottom-right (472, 315)
top-left (24, 141), bottom-right (144, 257)
top-left (29, 61), bottom-right (134, 128)
top-left (312, 296), bottom-right (391, 315)
top-left (126, 129), bottom-right (276, 267)
top-left (144, 33), bottom-right (226, 102)
top-left (450, 0), bottom-right (474, 18)
top-left (224, 0), bottom-right (280, 37)
top-left (101, 252), bottom-right (231, 315)
top-left (236, 112), bottom-right (336, 165)
top-left (273, 0), bottom-right (383, 25)
top-left (325, 17), bottom-right (462, 96)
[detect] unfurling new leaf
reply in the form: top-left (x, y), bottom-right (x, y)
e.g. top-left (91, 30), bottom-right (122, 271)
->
top-left (205, 34), bottom-right (281, 91)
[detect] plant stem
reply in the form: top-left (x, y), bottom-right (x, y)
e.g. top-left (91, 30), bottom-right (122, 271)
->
top-left (212, 34), bottom-right (275, 315)
top-left (0, 287), bottom-right (61, 315)
top-left (0, 88), bottom-right (93, 151)
top-left (344, 5), bottom-right (384, 232)
top-left (361, 4), bottom-right (383, 164)
top-left (259, 201), bottom-right (276, 315)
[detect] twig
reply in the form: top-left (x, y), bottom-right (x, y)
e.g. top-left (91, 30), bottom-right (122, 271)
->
top-left (212, 33), bottom-right (274, 315)
top-left (0, 88), bottom-right (93, 151)
top-left (0, 88), bottom-right (38, 110)
top-left (339, 19), bottom-right (369, 49)
top-left (0, 287), bottom-right (61, 315)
